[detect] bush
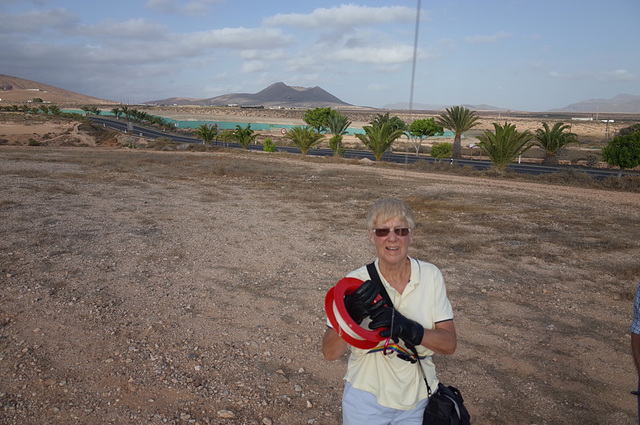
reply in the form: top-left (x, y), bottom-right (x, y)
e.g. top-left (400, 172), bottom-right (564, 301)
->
top-left (602, 131), bottom-right (640, 172)
top-left (263, 138), bottom-right (276, 152)
top-left (430, 142), bottom-right (453, 159)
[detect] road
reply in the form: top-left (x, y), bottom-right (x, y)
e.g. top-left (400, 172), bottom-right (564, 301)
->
top-left (88, 116), bottom-right (638, 180)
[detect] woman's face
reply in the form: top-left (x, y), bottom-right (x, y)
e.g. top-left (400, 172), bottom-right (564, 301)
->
top-left (368, 217), bottom-right (412, 267)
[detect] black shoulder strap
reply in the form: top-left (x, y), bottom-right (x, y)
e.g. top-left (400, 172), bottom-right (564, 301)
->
top-left (367, 261), bottom-right (432, 396)
top-left (366, 262), bottom-right (393, 308)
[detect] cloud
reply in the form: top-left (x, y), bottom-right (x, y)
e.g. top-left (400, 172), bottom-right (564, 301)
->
top-left (332, 45), bottom-right (415, 65)
top-left (548, 69), bottom-right (636, 82)
top-left (241, 60), bottom-right (268, 73)
top-left (146, 0), bottom-right (222, 16)
top-left (599, 69), bottom-right (636, 82)
top-left (465, 31), bottom-right (512, 44)
top-left (185, 27), bottom-right (295, 50)
top-left (0, 7), bottom-right (78, 34)
top-left (264, 4), bottom-right (416, 29)
top-left (366, 83), bottom-right (389, 91)
top-left (79, 18), bottom-right (167, 40)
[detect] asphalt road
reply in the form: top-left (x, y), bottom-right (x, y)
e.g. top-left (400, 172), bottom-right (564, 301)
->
top-left (88, 116), bottom-right (638, 180)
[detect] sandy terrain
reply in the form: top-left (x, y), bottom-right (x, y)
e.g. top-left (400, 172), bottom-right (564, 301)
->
top-left (2, 110), bottom-right (640, 425)
top-left (1, 134), bottom-right (640, 425)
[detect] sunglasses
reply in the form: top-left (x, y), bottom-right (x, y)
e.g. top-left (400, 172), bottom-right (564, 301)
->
top-left (372, 227), bottom-right (410, 237)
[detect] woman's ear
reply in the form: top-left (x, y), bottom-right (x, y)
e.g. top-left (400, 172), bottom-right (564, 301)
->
top-left (367, 229), bottom-right (375, 245)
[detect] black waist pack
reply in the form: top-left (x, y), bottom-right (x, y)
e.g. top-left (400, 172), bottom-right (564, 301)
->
top-left (423, 383), bottom-right (471, 425)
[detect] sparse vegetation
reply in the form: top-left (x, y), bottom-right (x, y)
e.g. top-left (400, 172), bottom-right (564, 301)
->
top-left (602, 129), bottom-right (640, 176)
top-left (477, 122), bottom-right (534, 172)
top-left (356, 120), bottom-right (405, 161)
top-left (430, 142), bottom-right (452, 160)
top-left (533, 122), bottom-right (580, 166)
top-left (285, 126), bottom-right (325, 154)
top-left (436, 106), bottom-right (479, 160)
top-left (263, 138), bottom-right (276, 152)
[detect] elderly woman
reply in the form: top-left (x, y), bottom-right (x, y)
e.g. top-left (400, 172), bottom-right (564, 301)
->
top-left (322, 197), bottom-right (457, 425)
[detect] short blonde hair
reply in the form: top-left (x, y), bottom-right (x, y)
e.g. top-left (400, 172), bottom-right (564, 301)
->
top-left (366, 198), bottom-right (415, 229)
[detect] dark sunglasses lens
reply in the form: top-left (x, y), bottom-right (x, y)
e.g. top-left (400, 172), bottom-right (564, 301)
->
top-left (395, 228), bottom-right (410, 236)
top-left (374, 228), bottom-right (390, 237)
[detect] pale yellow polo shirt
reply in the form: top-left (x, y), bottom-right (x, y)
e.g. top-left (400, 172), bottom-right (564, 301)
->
top-left (343, 257), bottom-right (454, 410)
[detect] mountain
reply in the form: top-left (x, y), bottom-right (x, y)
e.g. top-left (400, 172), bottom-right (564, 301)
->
top-left (552, 94), bottom-right (640, 113)
top-left (383, 102), bottom-right (507, 112)
top-left (146, 82), bottom-right (351, 108)
top-left (0, 74), bottom-right (116, 105)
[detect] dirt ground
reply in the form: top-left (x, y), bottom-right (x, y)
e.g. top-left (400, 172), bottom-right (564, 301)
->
top-left (1, 111), bottom-right (640, 425)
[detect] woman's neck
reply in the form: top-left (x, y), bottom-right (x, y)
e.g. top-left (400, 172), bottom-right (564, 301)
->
top-left (378, 257), bottom-right (411, 293)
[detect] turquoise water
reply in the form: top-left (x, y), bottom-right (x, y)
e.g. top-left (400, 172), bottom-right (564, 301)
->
top-left (65, 109), bottom-right (454, 138)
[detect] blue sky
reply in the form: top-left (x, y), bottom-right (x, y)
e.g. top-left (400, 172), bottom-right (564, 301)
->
top-left (1, 0), bottom-right (638, 111)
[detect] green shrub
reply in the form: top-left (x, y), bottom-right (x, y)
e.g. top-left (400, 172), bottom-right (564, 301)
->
top-left (263, 138), bottom-right (276, 152)
top-left (430, 142), bottom-right (453, 159)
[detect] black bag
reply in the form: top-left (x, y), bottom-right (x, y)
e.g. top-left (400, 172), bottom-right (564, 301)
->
top-left (423, 383), bottom-right (471, 425)
top-left (365, 263), bottom-right (471, 425)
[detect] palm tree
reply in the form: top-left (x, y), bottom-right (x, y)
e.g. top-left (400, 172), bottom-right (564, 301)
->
top-left (111, 107), bottom-right (122, 119)
top-left (48, 105), bottom-right (61, 116)
top-left (326, 112), bottom-right (351, 156)
top-left (371, 112), bottom-right (407, 132)
top-left (135, 110), bottom-right (150, 123)
top-left (285, 126), bottom-right (325, 155)
top-left (533, 122), bottom-right (579, 166)
top-left (120, 105), bottom-right (132, 120)
top-left (356, 121), bottom-right (405, 161)
top-left (436, 106), bottom-right (479, 160)
top-left (477, 122), bottom-right (534, 172)
top-left (194, 124), bottom-right (219, 146)
top-left (232, 124), bottom-right (257, 149)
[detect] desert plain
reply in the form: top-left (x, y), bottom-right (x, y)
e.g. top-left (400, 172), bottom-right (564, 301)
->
top-left (1, 108), bottom-right (640, 424)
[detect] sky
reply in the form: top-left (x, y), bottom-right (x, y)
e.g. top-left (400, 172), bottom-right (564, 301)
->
top-left (1, 0), bottom-right (639, 112)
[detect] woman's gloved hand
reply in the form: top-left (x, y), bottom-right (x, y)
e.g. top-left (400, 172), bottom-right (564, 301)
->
top-left (343, 280), bottom-right (380, 324)
top-left (369, 306), bottom-right (424, 348)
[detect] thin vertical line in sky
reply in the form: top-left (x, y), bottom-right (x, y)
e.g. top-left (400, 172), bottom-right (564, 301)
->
top-left (409, 0), bottom-right (421, 111)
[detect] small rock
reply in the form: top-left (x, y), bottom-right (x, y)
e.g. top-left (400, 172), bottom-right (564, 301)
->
top-left (218, 410), bottom-right (235, 419)
top-left (262, 418), bottom-right (273, 425)
top-left (306, 400), bottom-right (313, 408)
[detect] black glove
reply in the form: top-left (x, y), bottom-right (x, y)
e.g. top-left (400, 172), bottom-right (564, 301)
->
top-left (369, 306), bottom-right (424, 348)
top-left (344, 280), bottom-right (380, 324)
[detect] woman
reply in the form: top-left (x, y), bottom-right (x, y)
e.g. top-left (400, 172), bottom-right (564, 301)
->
top-left (322, 197), bottom-right (457, 425)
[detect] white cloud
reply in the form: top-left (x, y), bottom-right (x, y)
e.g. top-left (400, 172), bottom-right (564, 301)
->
top-left (0, 7), bottom-right (78, 34)
top-left (264, 4), bottom-right (415, 29)
top-left (366, 83), bottom-right (389, 91)
top-left (599, 69), bottom-right (636, 82)
top-left (79, 18), bottom-right (166, 39)
top-left (548, 69), bottom-right (636, 82)
top-left (333, 45), bottom-right (415, 65)
top-left (146, 0), bottom-right (222, 16)
top-left (241, 60), bottom-right (268, 73)
top-left (186, 27), bottom-right (295, 50)
top-left (240, 49), bottom-right (286, 61)
top-left (465, 31), bottom-right (512, 44)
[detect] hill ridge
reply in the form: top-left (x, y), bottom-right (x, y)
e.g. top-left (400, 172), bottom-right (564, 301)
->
top-left (146, 82), bottom-right (351, 108)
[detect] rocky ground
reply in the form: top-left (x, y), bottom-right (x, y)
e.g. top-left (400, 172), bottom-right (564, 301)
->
top-left (1, 112), bottom-right (640, 424)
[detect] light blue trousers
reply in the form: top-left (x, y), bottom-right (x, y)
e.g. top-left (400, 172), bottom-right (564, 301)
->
top-left (342, 381), bottom-right (428, 425)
